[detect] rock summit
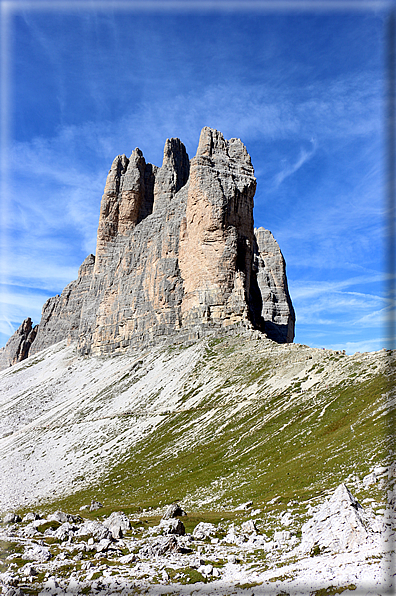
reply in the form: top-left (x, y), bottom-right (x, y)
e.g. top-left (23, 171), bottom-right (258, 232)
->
top-left (0, 127), bottom-right (295, 369)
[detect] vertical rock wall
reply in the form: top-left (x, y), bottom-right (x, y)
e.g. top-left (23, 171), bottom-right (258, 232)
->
top-left (252, 228), bottom-right (295, 343)
top-left (0, 318), bottom-right (38, 369)
top-left (0, 127), bottom-right (295, 370)
top-left (178, 127), bottom-right (256, 329)
top-left (77, 137), bottom-right (190, 355)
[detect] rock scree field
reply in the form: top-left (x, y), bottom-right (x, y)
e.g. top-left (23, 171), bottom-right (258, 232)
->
top-left (0, 335), bottom-right (394, 595)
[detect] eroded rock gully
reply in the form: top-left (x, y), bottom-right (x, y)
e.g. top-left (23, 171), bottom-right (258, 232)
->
top-left (0, 127), bottom-right (295, 369)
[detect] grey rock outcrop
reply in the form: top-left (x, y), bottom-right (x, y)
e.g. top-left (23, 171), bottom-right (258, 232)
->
top-left (103, 511), bottom-right (131, 539)
top-left (3, 513), bottom-right (22, 524)
top-left (160, 518), bottom-right (186, 536)
top-left (23, 544), bottom-right (51, 562)
top-left (47, 511), bottom-right (81, 524)
top-left (251, 228), bottom-right (295, 343)
top-left (0, 127), bottom-right (295, 369)
top-left (192, 522), bottom-right (216, 540)
top-left (162, 502), bottom-right (187, 520)
top-left (299, 483), bottom-right (385, 554)
top-left (241, 519), bottom-right (257, 535)
top-left (89, 500), bottom-right (103, 512)
top-left (139, 535), bottom-right (181, 557)
top-left (0, 318), bottom-right (38, 370)
top-left (75, 520), bottom-right (112, 541)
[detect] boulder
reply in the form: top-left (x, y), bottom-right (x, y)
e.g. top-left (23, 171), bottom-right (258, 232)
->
top-left (192, 522), bottom-right (216, 540)
top-left (21, 513), bottom-right (41, 523)
top-left (234, 501), bottom-right (253, 511)
top-left (48, 510), bottom-right (81, 524)
top-left (53, 522), bottom-right (77, 541)
top-left (42, 578), bottom-right (59, 592)
top-left (241, 519), bottom-right (257, 535)
top-left (162, 502), bottom-right (187, 520)
top-left (95, 538), bottom-right (112, 553)
top-left (273, 530), bottom-right (291, 542)
top-left (363, 472), bottom-right (377, 487)
top-left (3, 588), bottom-right (25, 596)
top-left (21, 564), bottom-right (37, 577)
top-left (76, 520), bottom-right (112, 541)
top-left (299, 483), bottom-right (385, 554)
top-left (3, 513), bottom-right (21, 524)
top-left (119, 553), bottom-right (136, 564)
top-left (67, 578), bottom-right (81, 593)
top-left (23, 544), bottom-right (51, 562)
top-left (103, 511), bottom-right (131, 539)
top-left (198, 564), bottom-right (213, 576)
top-left (0, 572), bottom-right (19, 586)
top-left (139, 535), bottom-right (181, 557)
top-left (89, 500), bottom-right (104, 512)
top-left (160, 518), bottom-right (185, 536)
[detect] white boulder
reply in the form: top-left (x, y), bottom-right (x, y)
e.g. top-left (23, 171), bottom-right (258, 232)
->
top-left (300, 483), bottom-right (385, 554)
top-left (192, 522), bottom-right (216, 540)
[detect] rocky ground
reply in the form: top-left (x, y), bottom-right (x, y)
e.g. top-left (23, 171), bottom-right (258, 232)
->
top-left (1, 335), bottom-right (395, 594)
top-left (1, 473), bottom-right (395, 596)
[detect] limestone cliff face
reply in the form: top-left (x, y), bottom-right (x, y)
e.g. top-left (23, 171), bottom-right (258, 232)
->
top-left (0, 318), bottom-right (38, 369)
top-left (179, 128), bottom-right (256, 329)
top-left (251, 228), bottom-right (295, 343)
top-left (0, 128), bottom-right (295, 370)
top-left (77, 136), bottom-right (190, 355)
top-left (29, 254), bottom-right (96, 356)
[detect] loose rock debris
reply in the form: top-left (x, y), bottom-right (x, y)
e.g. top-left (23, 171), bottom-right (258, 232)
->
top-left (0, 484), bottom-right (394, 595)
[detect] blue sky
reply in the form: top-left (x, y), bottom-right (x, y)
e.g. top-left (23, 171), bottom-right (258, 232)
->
top-left (0, 0), bottom-right (394, 354)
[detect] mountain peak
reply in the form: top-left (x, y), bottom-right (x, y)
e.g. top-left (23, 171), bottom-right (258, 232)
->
top-left (0, 128), bottom-right (295, 370)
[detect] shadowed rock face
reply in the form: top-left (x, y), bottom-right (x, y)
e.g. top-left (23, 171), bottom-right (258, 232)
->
top-left (251, 228), bottom-right (295, 343)
top-left (0, 318), bottom-right (38, 368)
top-left (0, 127), bottom-right (295, 370)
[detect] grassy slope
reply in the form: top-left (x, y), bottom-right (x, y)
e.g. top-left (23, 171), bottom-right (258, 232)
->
top-left (42, 336), bottom-right (394, 523)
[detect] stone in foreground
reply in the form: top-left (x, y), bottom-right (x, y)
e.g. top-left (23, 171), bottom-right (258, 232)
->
top-left (299, 483), bottom-right (385, 554)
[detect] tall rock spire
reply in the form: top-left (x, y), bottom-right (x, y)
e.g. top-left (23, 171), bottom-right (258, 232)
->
top-left (0, 128), bottom-right (295, 370)
top-left (179, 127), bottom-right (256, 328)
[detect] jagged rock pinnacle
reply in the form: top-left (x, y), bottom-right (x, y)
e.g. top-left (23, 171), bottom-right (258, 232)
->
top-left (0, 128), bottom-right (295, 370)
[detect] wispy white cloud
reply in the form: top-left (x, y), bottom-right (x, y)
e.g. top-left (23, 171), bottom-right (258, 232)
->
top-left (289, 273), bottom-right (393, 347)
top-left (0, 287), bottom-right (51, 336)
top-left (274, 139), bottom-right (317, 187)
top-left (289, 273), bottom-right (392, 301)
top-left (0, 254), bottom-right (80, 290)
top-left (0, 316), bottom-right (16, 338)
top-left (352, 306), bottom-right (396, 328)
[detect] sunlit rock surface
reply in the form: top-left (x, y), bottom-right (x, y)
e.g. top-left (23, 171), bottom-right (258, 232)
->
top-left (0, 127), bottom-right (295, 369)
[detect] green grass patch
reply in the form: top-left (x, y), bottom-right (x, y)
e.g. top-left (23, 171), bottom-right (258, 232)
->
top-left (34, 339), bottom-right (393, 520)
top-left (165, 567), bottom-right (207, 584)
top-left (311, 585), bottom-right (356, 595)
top-left (0, 541), bottom-right (24, 572)
top-left (36, 520), bottom-right (61, 533)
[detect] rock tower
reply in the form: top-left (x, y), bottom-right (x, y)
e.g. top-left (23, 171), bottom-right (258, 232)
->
top-left (0, 127), bottom-right (295, 369)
